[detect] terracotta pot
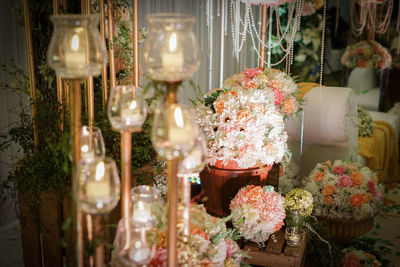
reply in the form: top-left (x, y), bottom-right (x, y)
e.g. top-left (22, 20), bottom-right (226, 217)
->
top-left (318, 216), bottom-right (374, 243)
top-left (200, 162), bottom-right (280, 217)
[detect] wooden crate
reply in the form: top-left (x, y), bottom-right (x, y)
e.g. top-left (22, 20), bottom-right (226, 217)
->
top-left (242, 230), bottom-right (306, 267)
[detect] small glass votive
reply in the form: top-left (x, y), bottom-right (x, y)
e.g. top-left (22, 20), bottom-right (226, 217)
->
top-left (131, 185), bottom-right (161, 225)
top-left (285, 227), bottom-right (304, 247)
top-left (113, 218), bottom-right (157, 266)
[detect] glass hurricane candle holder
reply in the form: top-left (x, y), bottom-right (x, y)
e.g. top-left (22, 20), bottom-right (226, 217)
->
top-left (107, 86), bottom-right (148, 131)
top-left (69, 126), bottom-right (106, 163)
top-left (75, 158), bottom-right (120, 214)
top-left (113, 218), bottom-right (157, 266)
top-left (47, 14), bottom-right (108, 78)
top-left (285, 227), bottom-right (304, 247)
top-left (142, 13), bottom-right (200, 82)
top-left (152, 104), bottom-right (199, 160)
top-left (131, 185), bottom-right (161, 225)
top-left (178, 134), bottom-right (207, 174)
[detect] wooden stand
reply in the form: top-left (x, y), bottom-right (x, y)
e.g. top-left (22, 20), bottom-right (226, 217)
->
top-left (242, 230), bottom-right (306, 267)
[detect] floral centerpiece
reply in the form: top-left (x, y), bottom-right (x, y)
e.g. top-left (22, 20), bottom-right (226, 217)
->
top-left (302, 0), bottom-right (324, 16)
top-left (230, 185), bottom-right (286, 244)
top-left (304, 160), bottom-right (384, 220)
top-left (303, 160), bottom-right (384, 241)
top-left (222, 68), bottom-right (301, 118)
top-left (150, 204), bottom-right (243, 266)
top-left (341, 40), bottom-right (392, 69)
top-left (341, 248), bottom-right (381, 267)
top-left (196, 82), bottom-right (288, 169)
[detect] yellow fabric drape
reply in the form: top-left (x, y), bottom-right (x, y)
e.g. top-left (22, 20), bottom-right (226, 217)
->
top-left (358, 121), bottom-right (399, 183)
top-left (296, 82), bottom-right (321, 100)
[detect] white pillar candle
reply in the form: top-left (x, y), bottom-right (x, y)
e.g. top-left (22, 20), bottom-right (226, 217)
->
top-left (168, 105), bottom-right (193, 146)
top-left (121, 100), bottom-right (142, 124)
top-left (161, 32), bottom-right (184, 71)
top-left (133, 201), bottom-right (152, 223)
top-left (65, 34), bottom-right (87, 69)
top-left (86, 161), bottom-right (111, 203)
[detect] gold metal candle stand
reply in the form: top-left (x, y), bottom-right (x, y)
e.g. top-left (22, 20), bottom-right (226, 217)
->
top-left (164, 82), bottom-right (181, 267)
top-left (100, 0), bottom-right (108, 111)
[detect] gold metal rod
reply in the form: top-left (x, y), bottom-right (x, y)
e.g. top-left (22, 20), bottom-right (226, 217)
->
top-left (121, 130), bottom-right (132, 218)
top-left (100, 0), bottom-right (108, 111)
top-left (132, 0), bottom-right (139, 87)
top-left (84, 0), bottom-right (95, 127)
top-left (64, 80), bottom-right (70, 112)
top-left (108, 1), bottom-right (117, 88)
top-left (86, 214), bottom-right (94, 267)
top-left (94, 215), bottom-right (105, 267)
top-left (167, 159), bottom-right (178, 267)
top-left (23, 0), bottom-right (39, 149)
top-left (71, 79), bottom-right (84, 267)
top-left (53, 0), bottom-right (64, 132)
top-left (259, 5), bottom-right (267, 70)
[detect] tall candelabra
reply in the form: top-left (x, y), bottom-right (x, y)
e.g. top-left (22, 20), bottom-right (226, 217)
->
top-left (143, 13), bottom-right (201, 266)
top-left (47, 14), bottom-right (108, 266)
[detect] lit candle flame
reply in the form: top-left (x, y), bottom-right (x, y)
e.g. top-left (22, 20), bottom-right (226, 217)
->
top-left (71, 34), bottom-right (80, 51)
top-left (81, 145), bottom-right (89, 153)
top-left (95, 161), bottom-right (105, 181)
top-left (129, 100), bottom-right (137, 110)
top-left (174, 106), bottom-right (184, 128)
top-left (169, 33), bottom-right (177, 52)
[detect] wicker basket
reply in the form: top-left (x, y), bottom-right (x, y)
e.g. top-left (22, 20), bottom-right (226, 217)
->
top-left (318, 216), bottom-right (374, 243)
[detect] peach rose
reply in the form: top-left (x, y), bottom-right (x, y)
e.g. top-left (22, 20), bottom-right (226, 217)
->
top-left (269, 79), bottom-right (283, 91)
top-left (244, 80), bottom-right (258, 90)
top-left (324, 196), bottom-right (333, 206)
top-left (363, 193), bottom-right (372, 203)
top-left (350, 194), bottom-right (364, 207)
top-left (213, 100), bottom-right (225, 114)
top-left (314, 172), bottom-right (325, 182)
top-left (322, 185), bottom-right (335, 196)
top-left (246, 186), bottom-right (264, 202)
top-left (351, 172), bottom-right (364, 186)
top-left (283, 98), bottom-right (295, 114)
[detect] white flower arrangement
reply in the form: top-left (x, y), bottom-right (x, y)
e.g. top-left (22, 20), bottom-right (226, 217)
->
top-left (303, 160), bottom-right (384, 220)
top-left (230, 185), bottom-right (286, 244)
top-left (196, 86), bottom-right (288, 169)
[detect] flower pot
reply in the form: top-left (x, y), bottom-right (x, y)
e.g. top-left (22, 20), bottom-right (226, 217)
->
top-left (347, 67), bottom-right (377, 93)
top-left (318, 216), bottom-right (374, 243)
top-left (200, 163), bottom-right (279, 217)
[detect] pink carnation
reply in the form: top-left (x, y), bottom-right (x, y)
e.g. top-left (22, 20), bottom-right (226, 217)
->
top-left (342, 252), bottom-right (362, 267)
top-left (244, 68), bottom-right (262, 79)
top-left (338, 174), bottom-right (353, 187)
top-left (333, 166), bottom-right (346, 175)
top-left (226, 238), bottom-right (233, 258)
top-left (273, 90), bottom-right (284, 105)
top-left (149, 248), bottom-right (167, 267)
top-left (367, 181), bottom-right (376, 193)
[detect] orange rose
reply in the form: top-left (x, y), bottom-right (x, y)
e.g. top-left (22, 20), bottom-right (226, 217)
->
top-left (314, 172), bottom-right (325, 182)
top-left (246, 186), bottom-right (264, 201)
top-left (213, 100), bottom-right (225, 114)
top-left (322, 185), bottom-right (335, 196)
top-left (237, 109), bottom-right (250, 122)
top-left (363, 193), bottom-right (372, 203)
top-left (351, 172), bottom-right (364, 186)
top-left (350, 194), bottom-right (364, 207)
top-left (324, 196), bottom-right (333, 206)
top-left (244, 80), bottom-right (258, 89)
top-left (224, 90), bottom-right (238, 98)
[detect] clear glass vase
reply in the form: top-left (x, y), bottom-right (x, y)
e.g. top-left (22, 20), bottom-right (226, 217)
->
top-left (47, 14), bottom-right (108, 78)
top-left (142, 13), bottom-right (200, 82)
top-left (130, 185), bottom-right (162, 225)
